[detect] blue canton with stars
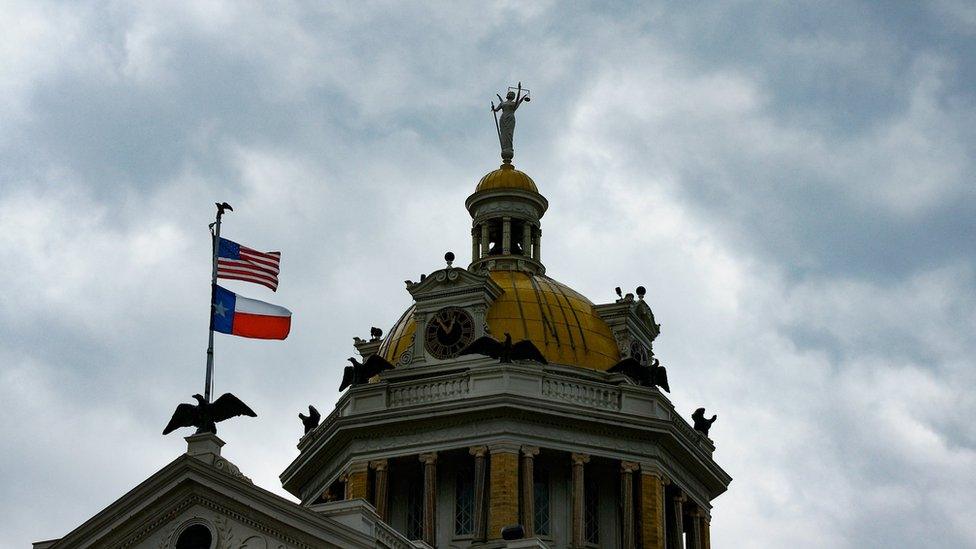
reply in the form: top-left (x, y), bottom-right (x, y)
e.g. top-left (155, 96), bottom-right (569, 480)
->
top-left (211, 285), bottom-right (236, 334)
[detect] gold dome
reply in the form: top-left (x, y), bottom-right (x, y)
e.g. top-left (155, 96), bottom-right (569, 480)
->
top-left (378, 269), bottom-right (621, 371)
top-left (476, 164), bottom-right (539, 193)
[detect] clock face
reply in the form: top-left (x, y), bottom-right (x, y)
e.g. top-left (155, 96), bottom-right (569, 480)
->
top-left (424, 307), bottom-right (475, 359)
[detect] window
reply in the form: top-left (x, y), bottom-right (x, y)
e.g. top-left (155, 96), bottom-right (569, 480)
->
top-left (455, 468), bottom-right (474, 535)
top-left (175, 524), bottom-right (212, 549)
top-left (533, 469), bottom-right (551, 536)
top-left (407, 479), bottom-right (424, 540)
top-left (584, 475), bottom-right (599, 544)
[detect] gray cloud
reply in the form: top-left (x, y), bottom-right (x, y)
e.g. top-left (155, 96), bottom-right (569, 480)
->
top-left (2, 2), bottom-right (974, 547)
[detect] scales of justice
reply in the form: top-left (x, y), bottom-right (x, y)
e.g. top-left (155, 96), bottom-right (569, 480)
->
top-left (491, 82), bottom-right (531, 164)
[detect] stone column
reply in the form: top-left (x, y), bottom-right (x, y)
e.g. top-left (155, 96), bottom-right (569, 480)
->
top-left (687, 508), bottom-right (703, 549)
top-left (640, 468), bottom-right (668, 549)
top-left (345, 462), bottom-right (369, 500)
top-left (470, 446), bottom-right (488, 541)
top-left (472, 227), bottom-right (480, 262)
top-left (419, 453), bottom-right (438, 546)
top-left (488, 442), bottom-right (520, 540)
top-left (481, 222), bottom-right (490, 257)
top-left (533, 229), bottom-right (542, 262)
top-left (520, 446), bottom-right (540, 537)
top-left (370, 459), bottom-right (389, 521)
top-left (571, 453), bottom-right (590, 548)
top-left (620, 461), bottom-right (639, 549)
top-left (522, 223), bottom-right (532, 257)
top-left (669, 494), bottom-right (685, 549)
top-left (502, 217), bottom-right (512, 255)
top-left (699, 511), bottom-right (711, 549)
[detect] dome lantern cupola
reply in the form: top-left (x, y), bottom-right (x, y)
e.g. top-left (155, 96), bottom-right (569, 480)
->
top-left (466, 162), bottom-right (548, 275)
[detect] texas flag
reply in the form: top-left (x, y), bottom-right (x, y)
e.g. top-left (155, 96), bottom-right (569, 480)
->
top-left (212, 285), bottom-right (291, 340)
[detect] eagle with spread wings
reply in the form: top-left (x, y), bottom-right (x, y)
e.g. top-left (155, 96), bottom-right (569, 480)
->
top-left (607, 357), bottom-right (670, 392)
top-left (459, 333), bottom-right (548, 364)
top-left (162, 393), bottom-right (256, 435)
top-left (339, 355), bottom-right (396, 391)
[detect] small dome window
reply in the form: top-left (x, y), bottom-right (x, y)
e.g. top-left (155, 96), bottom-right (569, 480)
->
top-left (175, 524), bottom-right (213, 549)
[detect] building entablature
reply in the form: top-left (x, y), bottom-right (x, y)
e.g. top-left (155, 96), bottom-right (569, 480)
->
top-left (281, 360), bottom-right (728, 506)
top-left (465, 187), bottom-right (549, 225)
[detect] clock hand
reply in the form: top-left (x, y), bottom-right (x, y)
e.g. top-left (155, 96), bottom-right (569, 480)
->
top-left (434, 316), bottom-right (449, 332)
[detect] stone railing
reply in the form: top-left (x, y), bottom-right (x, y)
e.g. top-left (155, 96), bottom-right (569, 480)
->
top-left (542, 378), bottom-right (620, 411)
top-left (321, 364), bottom-right (716, 461)
top-left (388, 376), bottom-right (470, 408)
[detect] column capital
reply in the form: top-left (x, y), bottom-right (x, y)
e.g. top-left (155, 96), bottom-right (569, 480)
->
top-left (369, 459), bottom-right (388, 471)
top-left (521, 445), bottom-right (540, 457)
top-left (346, 461), bottom-right (369, 475)
top-left (469, 445), bottom-right (488, 458)
top-left (488, 441), bottom-right (521, 454)
top-left (621, 460), bottom-right (640, 473)
top-left (639, 462), bottom-right (670, 484)
top-left (641, 471), bottom-right (670, 486)
top-left (672, 493), bottom-right (687, 504)
top-left (419, 452), bottom-right (438, 465)
top-left (571, 452), bottom-right (590, 466)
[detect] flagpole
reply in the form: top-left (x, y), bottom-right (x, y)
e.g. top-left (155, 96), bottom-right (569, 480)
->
top-left (206, 202), bottom-right (231, 402)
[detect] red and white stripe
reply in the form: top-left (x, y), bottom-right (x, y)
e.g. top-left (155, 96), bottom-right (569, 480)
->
top-left (217, 247), bottom-right (281, 291)
top-left (231, 293), bottom-right (291, 339)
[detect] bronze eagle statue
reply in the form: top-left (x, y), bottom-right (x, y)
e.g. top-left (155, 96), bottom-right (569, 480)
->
top-left (299, 405), bottom-right (321, 435)
top-left (607, 357), bottom-right (670, 392)
top-left (692, 407), bottom-right (717, 436)
top-left (162, 393), bottom-right (256, 435)
top-left (459, 333), bottom-right (547, 364)
top-left (339, 355), bottom-right (395, 391)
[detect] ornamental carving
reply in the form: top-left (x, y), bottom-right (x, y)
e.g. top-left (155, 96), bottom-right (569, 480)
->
top-left (474, 201), bottom-right (538, 219)
top-left (396, 335), bottom-right (415, 366)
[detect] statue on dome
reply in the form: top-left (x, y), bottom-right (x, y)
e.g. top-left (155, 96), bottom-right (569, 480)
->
top-left (492, 82), bottom-right (531, 164)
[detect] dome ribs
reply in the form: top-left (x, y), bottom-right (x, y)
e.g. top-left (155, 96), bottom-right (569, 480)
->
top-left (540, 277), bottom-right (577, 351)
top-left (507, 270), bottom-right (531, 341)
top-left (527, 275), bottom-right (557, 345)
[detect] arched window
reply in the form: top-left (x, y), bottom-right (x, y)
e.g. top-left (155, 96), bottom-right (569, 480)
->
top-left (175, 524), bottom-right (212, 549)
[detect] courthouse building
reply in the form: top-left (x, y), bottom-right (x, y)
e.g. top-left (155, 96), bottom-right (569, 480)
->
top-left (36, 125), bottom-right (730, 549)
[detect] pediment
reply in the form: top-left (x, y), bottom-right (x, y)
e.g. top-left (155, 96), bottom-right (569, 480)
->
top-left (406, 267), bottom-right (503, 303)
top-left (40, 455), bottom-right (381, 549)
top-left (633, 299), bottom-right (660, 335)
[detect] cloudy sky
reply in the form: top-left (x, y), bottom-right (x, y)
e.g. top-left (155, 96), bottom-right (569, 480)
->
top-left (2, 1), bottom-right (975, 547)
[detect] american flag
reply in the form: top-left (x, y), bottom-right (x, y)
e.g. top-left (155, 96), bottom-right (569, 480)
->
top-left (216, 237), bottom-right (281, 291)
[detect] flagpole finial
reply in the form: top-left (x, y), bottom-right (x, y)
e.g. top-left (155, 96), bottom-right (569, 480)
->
top-left (216, 202), bottom-right (233, 216)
